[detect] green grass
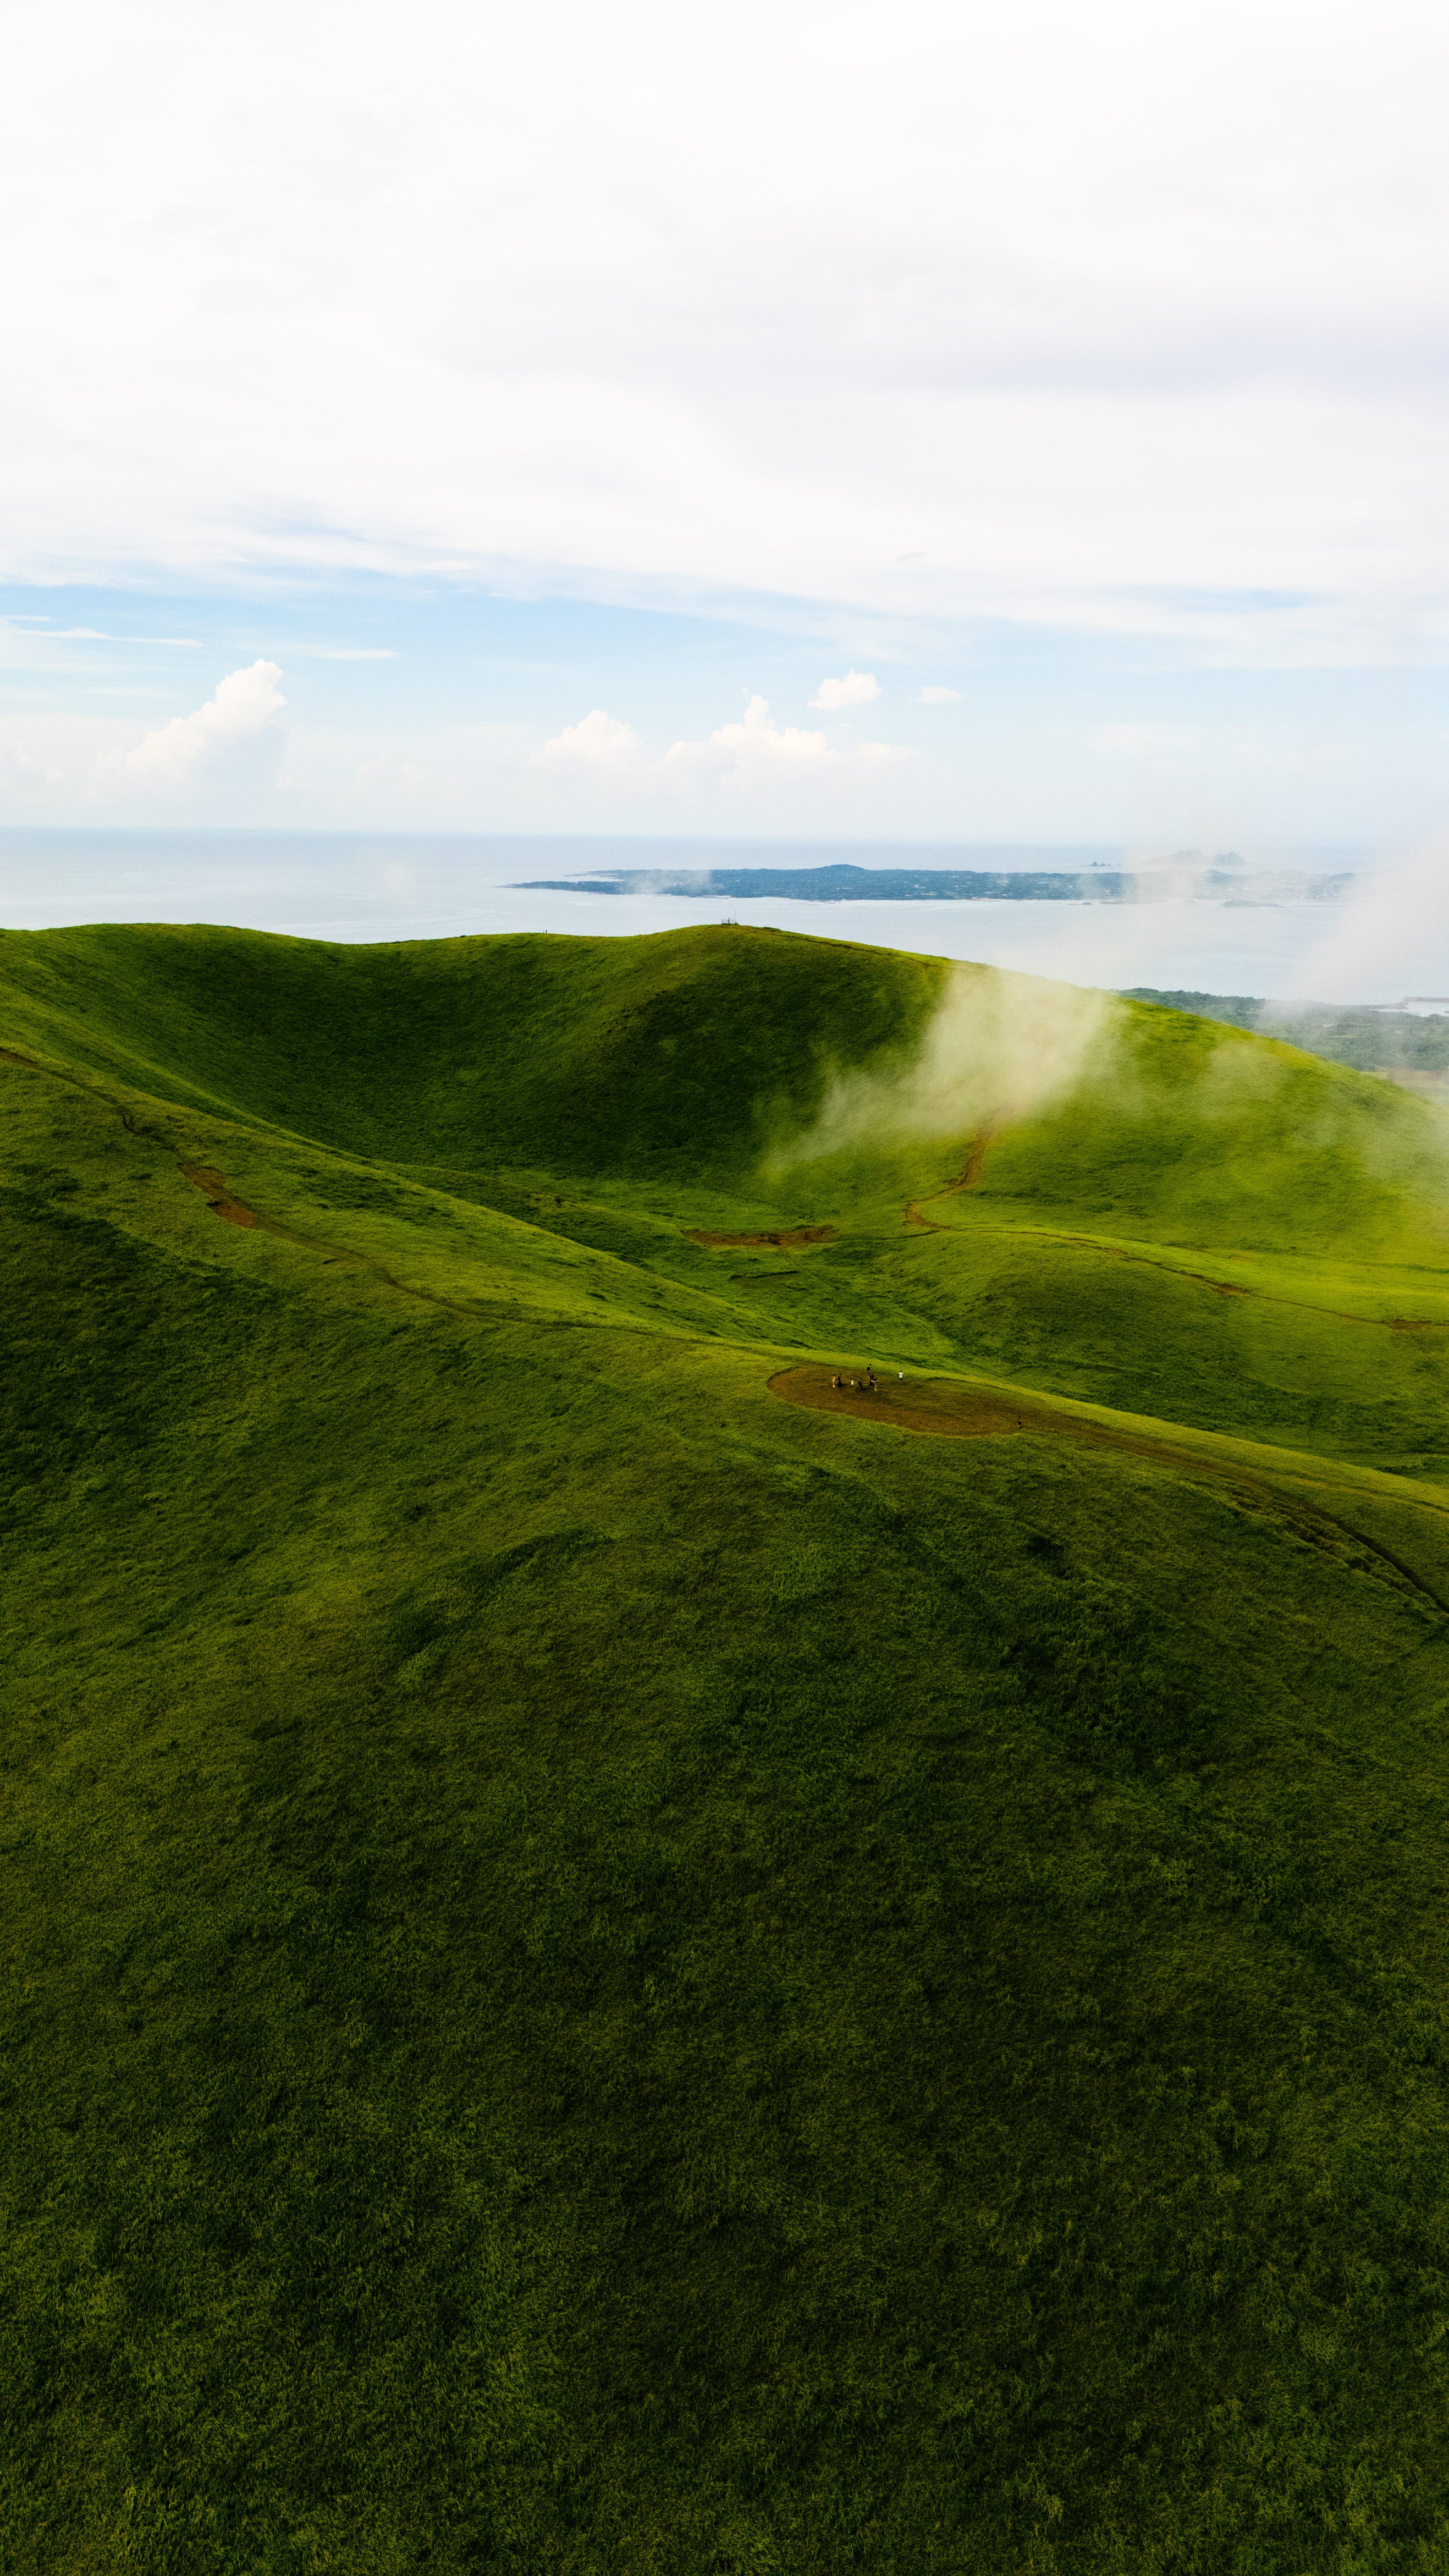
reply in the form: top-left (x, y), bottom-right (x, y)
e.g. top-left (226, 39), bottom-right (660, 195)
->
top-left (1126, 987), bottom-right (1449, 1078)
top-left (4, 920), bottom-right (1449, 2572)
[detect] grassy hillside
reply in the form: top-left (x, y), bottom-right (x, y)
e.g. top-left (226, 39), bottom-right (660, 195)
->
top-left (0, 918), bottom-right (943, 1174)
top-left (4, 921), bottom-right (1449, 2572)
top-left (1127, 986), bottom-right (1449, 1082)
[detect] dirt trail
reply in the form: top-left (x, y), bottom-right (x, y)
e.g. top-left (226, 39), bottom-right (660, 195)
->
top-left (905, 1124), bottom-right (999, 1232)
top-left (2, 1044), bottom-right (183, 1159)
top-left (770, 1363), bottom-right (1449, 1614)
top-left (174, 1161), bottom-right (508, 1322)
top-left (179, 1164), bottom-right (265, 1229)
top-left (1, 1046), bottom-right (523, 1327)
top-left (897, 1108), bottom-right (1449, 1332)
top-left (971, 1222), bottom-right (1449, 1332)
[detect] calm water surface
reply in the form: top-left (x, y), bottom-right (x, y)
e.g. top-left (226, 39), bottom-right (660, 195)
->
top-left (0, 830), bottom-right (1425, 1005)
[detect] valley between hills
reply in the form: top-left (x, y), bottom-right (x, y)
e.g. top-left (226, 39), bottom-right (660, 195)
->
top-left (5, 918), bottom-right (1449, 2572)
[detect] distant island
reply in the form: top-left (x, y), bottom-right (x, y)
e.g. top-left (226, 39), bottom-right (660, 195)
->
top-left (515, 855), bottom-right (1356, 904)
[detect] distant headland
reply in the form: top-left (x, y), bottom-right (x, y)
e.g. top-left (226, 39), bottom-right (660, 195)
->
top-left (514, 853), bottom-right (1357, 904)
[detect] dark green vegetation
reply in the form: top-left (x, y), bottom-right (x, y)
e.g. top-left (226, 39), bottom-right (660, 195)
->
top-left (1128, 987), bottom-right (1449, 1083)
top-left (518, 862), bottom-right (1353, 902)
top-left (4, 920), bottom-right (1449, 2573)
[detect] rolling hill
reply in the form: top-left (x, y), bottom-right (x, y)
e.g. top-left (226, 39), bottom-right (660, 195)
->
top-left (4, 919), bottom-right (1449, 2572)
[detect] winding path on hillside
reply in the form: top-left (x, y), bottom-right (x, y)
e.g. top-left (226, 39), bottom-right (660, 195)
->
top-left (903, 1124), bottom-right (999, 1231)
top-left (903, 1112), bottom-right (1449, 1331)
top-left (769, 1363), bottom-right (1449, 1615)
top-left (1, 1048), bottom-right (525, 1326)
top-left (2, 1047), bottom-right (765, 1346)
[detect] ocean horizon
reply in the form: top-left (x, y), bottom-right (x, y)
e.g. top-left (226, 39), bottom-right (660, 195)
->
top-left (0, 827), bottom-right (1426, 1006)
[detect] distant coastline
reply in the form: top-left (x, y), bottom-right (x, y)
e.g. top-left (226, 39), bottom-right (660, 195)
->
top-left (514, 857), bottom-right (1357, 905)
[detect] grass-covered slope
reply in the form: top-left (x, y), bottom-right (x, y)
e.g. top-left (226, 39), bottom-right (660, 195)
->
top-left (1127, 986), bottom-right (1449, 1083)
top-left (0, 918), bottom-right (942, 1174)
top-left (4, 921), bottom-right (1449, 2573)
top-left (10, 918), bottom-right (1448, 1469)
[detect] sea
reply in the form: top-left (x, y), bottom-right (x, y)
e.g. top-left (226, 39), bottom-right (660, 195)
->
top-left (0, 829), bottom-right (1440, 1008)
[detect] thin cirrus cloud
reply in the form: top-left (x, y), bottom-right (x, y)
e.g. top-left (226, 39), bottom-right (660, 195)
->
top-left (1, 623), bottom-right (200, 647)
top-left (123, 660), bottom-right (287, 786)
top-left (538, 696), bottom-right (911, 784)
top-left (919, 686), bottom-right (961, 705)
top-left (62, 629), bottom-right (201, 646)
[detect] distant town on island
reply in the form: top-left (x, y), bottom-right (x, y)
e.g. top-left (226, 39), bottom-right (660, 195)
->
top-left (515, 853), bottom-right (1358, 905)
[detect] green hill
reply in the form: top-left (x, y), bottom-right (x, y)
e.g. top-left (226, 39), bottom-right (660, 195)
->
top-left (1126, 986), bottom-right (1449, 1083)
top-left (4, 920), bottom-right (1449, 2572)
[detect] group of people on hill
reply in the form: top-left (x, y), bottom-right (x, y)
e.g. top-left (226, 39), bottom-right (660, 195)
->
top-left (831, 1368), bottom-right (878, 1394)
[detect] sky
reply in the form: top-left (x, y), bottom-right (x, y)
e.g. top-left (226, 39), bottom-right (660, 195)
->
top-left (3, 0), bottom-right (1448, 845)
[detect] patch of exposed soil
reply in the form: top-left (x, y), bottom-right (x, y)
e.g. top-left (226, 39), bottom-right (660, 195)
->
top-left (769, 1363), bottom-right (1449, 1613)
top-left (772, 1364), bottom-right (1053, 1442)
top-left (688, 1224), bottom-right (837, 1251)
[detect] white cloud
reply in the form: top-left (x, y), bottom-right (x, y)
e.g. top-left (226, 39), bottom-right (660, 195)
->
top-left (56, 629), bottom-right (201, 646)
top-left (124, 660), bottom-right (287, 786)
top-left (5, 3), bottom-right (1449, 668)
top-left (663, 695), bottom-right (909, 778)
top-left (526, 695), bottom-right (913, 803)
top-left (809, 669), bottom-right (880, 711)
top-left (536, 708), bottom-right (646, 770)
top-left (920, 685), bottom-right (961, 705)
top-left (665, 696), bottom-right (833, 773)
top-left (776, 965), bottom-right (1115, 1170)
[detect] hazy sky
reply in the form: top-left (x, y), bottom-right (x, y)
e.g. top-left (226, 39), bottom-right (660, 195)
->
top-left (3, 0), bottom-right (1447, 841)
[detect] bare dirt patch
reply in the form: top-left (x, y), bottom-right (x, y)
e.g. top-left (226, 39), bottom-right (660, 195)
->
top-left (688, 1224), bottom-right (838, 1251)
top-left (771, 1364), bottom-right (1092, 1445)
top-left (769, 1363), bottom-right (1449, 1612)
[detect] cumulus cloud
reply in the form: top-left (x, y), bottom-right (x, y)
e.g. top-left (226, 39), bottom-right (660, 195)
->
top-left (920, 685), bottom-right (961, 705)
top-left (124, 660), bottom-right (286, 786)
top-left (663, 695), bottom-right (908, 778)
top-left (536, 708), bottom-right (646, 770)
top-left (665, 696), bottom-right (836, 773)
top-left (533, 696), bottom-right (911, 792)
top-left (810, 669), bottom-right (880, 711)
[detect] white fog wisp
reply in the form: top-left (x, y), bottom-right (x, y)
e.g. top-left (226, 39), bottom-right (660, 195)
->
top-left (773, 965), bottom-right (1119, 1170)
